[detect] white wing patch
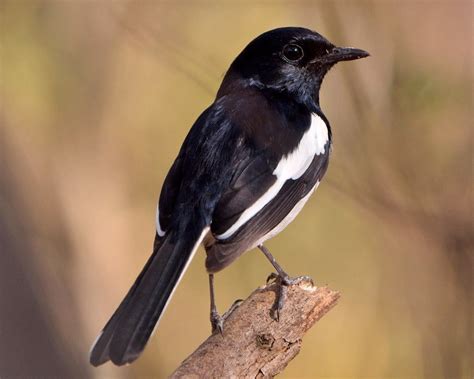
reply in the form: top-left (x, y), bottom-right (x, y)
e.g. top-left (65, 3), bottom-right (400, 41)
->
top-left (155, 207), bottom-right (166, 237)
top-left (215, 114), bottom-right (328, 240)
top-left (312, 113), bottom-right (329, 156)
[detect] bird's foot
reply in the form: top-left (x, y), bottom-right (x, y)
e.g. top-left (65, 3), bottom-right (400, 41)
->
top-left (210, 299), bottom-right (243, 334)
top-left (266, 272), bottom-right (314, 321)
top-left (210, 310), bottom-right (224, 334)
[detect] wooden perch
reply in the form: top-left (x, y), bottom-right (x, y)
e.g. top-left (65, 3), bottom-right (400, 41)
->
top-left (171, 279), bottom-right (340, 378)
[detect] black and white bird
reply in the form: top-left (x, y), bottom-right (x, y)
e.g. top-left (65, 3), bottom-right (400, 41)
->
top-left (90, 26), bottom-right (368, 366)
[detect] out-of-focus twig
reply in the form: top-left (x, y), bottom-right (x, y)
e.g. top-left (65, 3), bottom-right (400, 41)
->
top-left (171, 280), bottom-right (339, 378)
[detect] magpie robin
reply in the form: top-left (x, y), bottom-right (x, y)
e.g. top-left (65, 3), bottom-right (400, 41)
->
top-left (90, 27), bottom-right (368, 366)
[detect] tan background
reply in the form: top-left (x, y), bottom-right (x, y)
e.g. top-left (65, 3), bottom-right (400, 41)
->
top-left (1, 1), bottom-right (472, 378)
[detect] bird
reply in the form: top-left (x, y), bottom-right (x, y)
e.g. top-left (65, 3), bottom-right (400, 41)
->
top-left (89, 26), bottom-right (369, 367)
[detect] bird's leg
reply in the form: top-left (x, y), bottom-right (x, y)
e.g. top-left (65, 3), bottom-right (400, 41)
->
top-left (209, 274), bottom-right (242, 334)
top-left (258, 244), bottom-right (313, 320)
top-left (259, 244), bottom-right (290, 279)
top-left (209, 273), bottom-right (224, 334)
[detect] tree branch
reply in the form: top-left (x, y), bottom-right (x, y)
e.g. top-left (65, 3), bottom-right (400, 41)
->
top-left (171, 279), bottom-right (340, 378)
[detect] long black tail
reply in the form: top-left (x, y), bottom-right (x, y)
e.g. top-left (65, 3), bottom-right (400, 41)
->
top-left (89, 224), bottom-right (208, 366)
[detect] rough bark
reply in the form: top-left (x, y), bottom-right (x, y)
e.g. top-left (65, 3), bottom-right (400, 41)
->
top-left (171, 279), bottom-right (340, 378)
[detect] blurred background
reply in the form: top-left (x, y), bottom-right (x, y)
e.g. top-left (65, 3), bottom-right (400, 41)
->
top-left (1, 1), bottom-right (472, 378)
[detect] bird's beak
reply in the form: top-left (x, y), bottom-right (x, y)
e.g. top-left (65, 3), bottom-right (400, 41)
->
top-left (324, 46), bottom-right (370, 63)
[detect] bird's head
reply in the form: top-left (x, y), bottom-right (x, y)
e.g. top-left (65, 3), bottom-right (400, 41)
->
top-left (219, 27), bottom-right (369, 110)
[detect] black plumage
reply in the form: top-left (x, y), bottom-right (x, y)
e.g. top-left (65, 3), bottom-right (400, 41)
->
top-left (90, 26), bottom-right (368, 366)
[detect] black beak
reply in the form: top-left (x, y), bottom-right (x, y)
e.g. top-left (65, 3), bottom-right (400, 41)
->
top-left (324, 46), bottom-right (370, 63)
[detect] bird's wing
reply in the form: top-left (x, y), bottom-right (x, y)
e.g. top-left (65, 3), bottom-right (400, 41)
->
top-left (206, 94), bottom-right (331, 272)
top-left (210, 149), bottom-right (278, 236)
top-left (206, 148), bottom-right (329, 272)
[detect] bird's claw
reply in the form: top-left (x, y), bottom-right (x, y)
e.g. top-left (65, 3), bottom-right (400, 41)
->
top-left (210, 310), bottom-right (224, 334)
top-left (266, 272), bottom-right (279, 284)
top-left (210, 299), bottom-right (243, 334)
top-left (268, 274), bottom-right (314, 321)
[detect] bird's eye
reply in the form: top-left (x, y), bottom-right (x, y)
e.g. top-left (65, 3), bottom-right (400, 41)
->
top-left (282, 44), bottom-right (304, 62)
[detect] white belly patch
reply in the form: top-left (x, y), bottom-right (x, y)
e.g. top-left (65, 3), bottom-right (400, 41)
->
top-left (251, 181), bottom-right (320, 248)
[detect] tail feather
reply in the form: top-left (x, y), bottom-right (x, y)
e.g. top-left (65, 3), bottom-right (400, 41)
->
top-left (90, 225), bottom-right (208, 366)
top-left (89, 240), bottom-right (160, 366)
